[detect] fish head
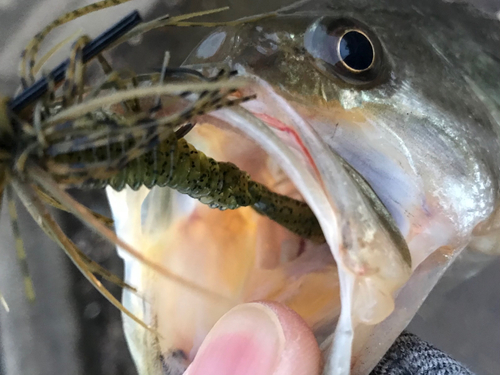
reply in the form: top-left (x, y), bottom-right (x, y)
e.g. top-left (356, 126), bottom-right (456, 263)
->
top-left (110, 1), bottom-right (500, 374)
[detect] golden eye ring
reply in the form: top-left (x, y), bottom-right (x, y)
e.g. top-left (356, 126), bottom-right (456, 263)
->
top-left (336, 29), bottom-right (375, 73)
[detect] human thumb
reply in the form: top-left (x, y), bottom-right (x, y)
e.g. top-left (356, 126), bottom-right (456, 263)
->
top-left (185, 302), bottom-right (322, 375)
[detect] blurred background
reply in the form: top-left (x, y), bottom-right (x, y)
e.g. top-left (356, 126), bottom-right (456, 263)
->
top-left (0, 0), bottom-right (499, 374)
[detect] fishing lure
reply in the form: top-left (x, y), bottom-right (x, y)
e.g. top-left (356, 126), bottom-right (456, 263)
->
top-left (3, 2), bottom-right (247, 330)
top-left (2, 0), bottom-right (324, 330)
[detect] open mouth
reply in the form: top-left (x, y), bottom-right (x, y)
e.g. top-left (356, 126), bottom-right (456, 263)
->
top-left (106, 69), bottom-right (413, 374)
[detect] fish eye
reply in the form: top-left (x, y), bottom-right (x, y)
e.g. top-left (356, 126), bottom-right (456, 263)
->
top-left (338, 30), bottom-right (374, 71)
top-left (304, 17), bottom-right (385, 87)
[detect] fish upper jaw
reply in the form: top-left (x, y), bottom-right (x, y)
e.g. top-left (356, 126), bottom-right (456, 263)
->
top-left (229, 68), bottom-right (499, 270)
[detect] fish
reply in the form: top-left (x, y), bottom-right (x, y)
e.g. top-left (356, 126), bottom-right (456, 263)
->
top-left (107, 0), bottom-right (500, 374)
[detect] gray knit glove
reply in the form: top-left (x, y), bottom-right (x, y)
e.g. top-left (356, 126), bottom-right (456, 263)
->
top-left (371, 332), bottom-right (474, 375)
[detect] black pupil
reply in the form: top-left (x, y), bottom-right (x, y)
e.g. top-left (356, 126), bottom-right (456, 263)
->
top-left (338, 31), bottom-right (374, 71)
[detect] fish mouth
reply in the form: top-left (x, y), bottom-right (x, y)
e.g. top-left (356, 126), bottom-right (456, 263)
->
top-left (108, 69), bottom-right (412, 375)
top-left (107, 5), bottom-right (500, 373)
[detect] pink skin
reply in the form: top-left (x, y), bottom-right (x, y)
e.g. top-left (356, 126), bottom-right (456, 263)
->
top-left (185, 302), bottom-right (322, 375)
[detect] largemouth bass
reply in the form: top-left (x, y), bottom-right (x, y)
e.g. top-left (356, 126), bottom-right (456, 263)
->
top-left (107, 1), bottom-right (500, 374)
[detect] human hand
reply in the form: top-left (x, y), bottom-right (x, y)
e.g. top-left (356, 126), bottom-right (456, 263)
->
top-left (184, 302), bottom-right (476, 375)
top-left (184, 302), bottom-right (322, 375)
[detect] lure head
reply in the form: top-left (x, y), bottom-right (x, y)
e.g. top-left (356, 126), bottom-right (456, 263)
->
top-left (110, 1), bottom-right (500, 374)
